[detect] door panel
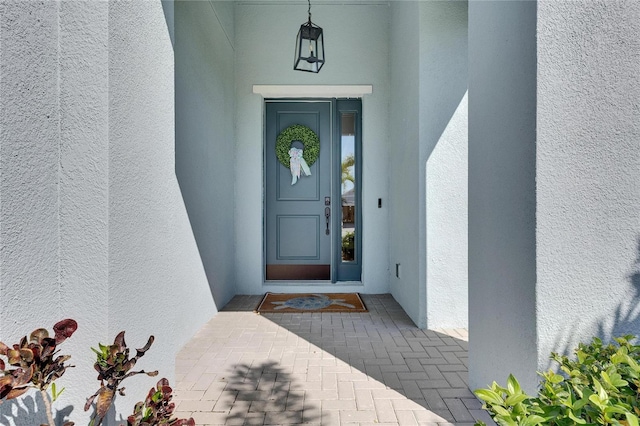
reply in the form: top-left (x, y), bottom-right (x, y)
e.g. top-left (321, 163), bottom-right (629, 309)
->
top-left (265, 101), bottom-right (331, 280)
top-left (277, 215), bottom-right (320, 259)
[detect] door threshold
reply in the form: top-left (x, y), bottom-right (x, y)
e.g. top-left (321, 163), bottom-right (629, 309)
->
top-left (263, 282), bottom-right (364, 294)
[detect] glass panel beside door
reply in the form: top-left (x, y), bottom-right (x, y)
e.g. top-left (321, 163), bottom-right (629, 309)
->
top-left (341, 113), bottom-right (356, 263)
top-left (334, 100), bottom-right (362, 282)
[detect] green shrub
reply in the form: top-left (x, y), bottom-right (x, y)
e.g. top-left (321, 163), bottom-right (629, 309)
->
top-left (474, 335), bottom-right (640, 426)
top-left (342, 232), bottom-right (355, 261)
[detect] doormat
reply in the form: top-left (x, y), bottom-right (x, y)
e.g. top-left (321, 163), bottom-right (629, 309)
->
top-left (256, 293), bottom-right (367, 313)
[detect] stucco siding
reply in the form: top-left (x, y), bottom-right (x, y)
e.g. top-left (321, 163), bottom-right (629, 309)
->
top-left (421, 1), bottom-right (469, 329)
top-left (389, 1), bottom-right (469, 329)
top-left (389, 1), bottom-right (421, 326)
top-left (58, 0), bottom-right (111, 416)
top-left (0, 2), bottom-right (110, 422)
top-left (108, 1), bottom-right (216, 419)
top-left (175, 0), bottom-right (237, 309)
top-left (0, 1), bottom-right (216, 423)
top-left (0, 0), bottom-right (62, 339)
top-left (468, 1), bottom-right (539, 393)
top-left (469, 0), bottom-right (639, 394)
top-left (536, 0), bottom-right (640, 369)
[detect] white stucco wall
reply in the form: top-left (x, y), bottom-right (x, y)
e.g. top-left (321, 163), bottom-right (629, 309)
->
top-left (175, 0), bottom-right (237, 309)
top-left (0, 1), bottom-right (216, 424)
top-left (0, 0), bottom-right (64, 343)
top-left (107, 1), bottom-right (216, 421)
top-left (58, 0), bottom-right (110, 418)
top-left (421, 1), bottom-right (468, 329)
top-left (389, 1), bottom-right (422, 326)
top-left (389, 1), bottom-right (468, 329)
top-left (468, 1), bottom-right (539, 392)
top-left (536, 0), bottom-right (640, 368)
top-left (1, 2), bottom-right (110, 423)
top-left (469, 0), bottom-right (639, 394)
top-left (234, 2), bottom-right (390, 294)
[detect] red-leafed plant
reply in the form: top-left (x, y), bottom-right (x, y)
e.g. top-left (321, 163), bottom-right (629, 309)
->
top-left (1, 320), bottom-right (194, 426)
top-left (85, 331), bottom-right (158, 426)
top-left (0, 319), bottom-right (78, 426)
top-left (126, 378), bottom-right (195, 426)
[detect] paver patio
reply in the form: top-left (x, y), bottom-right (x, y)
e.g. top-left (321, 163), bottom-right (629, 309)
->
top-left (174, 294), bottom-right (496, 425)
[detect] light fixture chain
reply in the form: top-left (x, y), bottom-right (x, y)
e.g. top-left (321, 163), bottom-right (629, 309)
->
top-left (308, 0), bottom-right (312, 22)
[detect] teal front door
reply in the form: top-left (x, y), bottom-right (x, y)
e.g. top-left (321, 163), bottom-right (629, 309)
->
top-left (265, 101), bottom-right (332, 280)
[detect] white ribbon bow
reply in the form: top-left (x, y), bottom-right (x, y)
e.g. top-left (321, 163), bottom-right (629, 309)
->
top-left (289, 147), bottom-right (312, 185)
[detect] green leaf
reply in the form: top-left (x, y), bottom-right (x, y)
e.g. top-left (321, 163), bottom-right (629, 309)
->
top-left (507, 374), bottom-right (522, 395)
top-left (567, 410), bottom-right (587, 424)
top-left (577, 350), bottom-right (588, 364)
top-left (627, 356), bottom-right (640, 373)
top-left (612, 352), bottom-right (628, 364)
top-left (492, 405), bottom-right (511, 416)
top-left (597, 380), bottom-right (608, 402)
top-left (494, 415), bottom-right (518, 426)
top-left (475, 389), bottom-right (504, 405)
top-left (605, 404), bottom-right (630, 415)
top-left (521, 415), bottom-right (546, 426)
top-left (50, 382), bottom-right (66, 402)
top-left (505, 393), bottom-right (529, 406)
top-left (588, 393), bottom-right (607, 411)
top-left (574, 396), bottom-right (590, 411)
top-left (549, 372), bottom-right (565, 384)
top-left (626, 413), bottom-right (639, 426)
top-left (609, 373), bottom-right (628, 388)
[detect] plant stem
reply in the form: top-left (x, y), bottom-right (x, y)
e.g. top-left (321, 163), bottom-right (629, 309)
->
top-left (41, 389), bottom-right (55, 426)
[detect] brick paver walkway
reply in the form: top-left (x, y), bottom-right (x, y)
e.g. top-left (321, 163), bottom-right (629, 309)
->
top-left (174, 294), bottom-right (495, 425)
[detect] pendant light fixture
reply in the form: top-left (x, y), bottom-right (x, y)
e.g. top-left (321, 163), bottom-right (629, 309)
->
top-left (293, 0), bottom-right (325, 73)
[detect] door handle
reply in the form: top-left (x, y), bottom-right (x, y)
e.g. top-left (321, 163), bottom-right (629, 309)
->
top-left (325, 207), bottom-right (330, 235)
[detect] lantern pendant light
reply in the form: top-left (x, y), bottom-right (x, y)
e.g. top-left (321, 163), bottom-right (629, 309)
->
top-left (294, 0), bottom-right (325, 73)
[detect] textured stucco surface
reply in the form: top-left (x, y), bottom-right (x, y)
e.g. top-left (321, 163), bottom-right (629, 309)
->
top-left (389, 1), bottom-right (468, 328)
top-left (58, 1), bottom-right (110, 418)
top-left (425, 93), bottom-right (468, 329)
top-left (389, 1), bottom-right (421, 326)
top-left (536, 0), bottom-right (640, 368)
top-left (175, 1), bottom-right (237, 309)
top-left (468, 1), bottom-right (539, 393)
top-left (0, 0), bottom-right (61, 337)
top-left (421, 1), bottom-right (468, 329)
top-left (469, 0), bottom-right (639, 394)
top-left (0, 1), bottom-right (216, 423)
top-left (234, 3), bottom-right (390, 295)
top-left (0, 2), bottom-right (101, 423)
top-left (108, 1), bottom-right (216, 420)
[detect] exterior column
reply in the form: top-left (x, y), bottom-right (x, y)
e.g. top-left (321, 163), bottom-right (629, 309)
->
top-left (469, 0), bottom-right (640, 393)
top-left (468, 0), bottom-right (538, 392)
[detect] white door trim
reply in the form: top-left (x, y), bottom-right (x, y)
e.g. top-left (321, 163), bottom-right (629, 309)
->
top-left (253, 85), bottom-right (373, 99)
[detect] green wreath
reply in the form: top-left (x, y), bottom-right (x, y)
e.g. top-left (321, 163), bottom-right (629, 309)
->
top-left (275, 124), bottom-right (320, 168)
